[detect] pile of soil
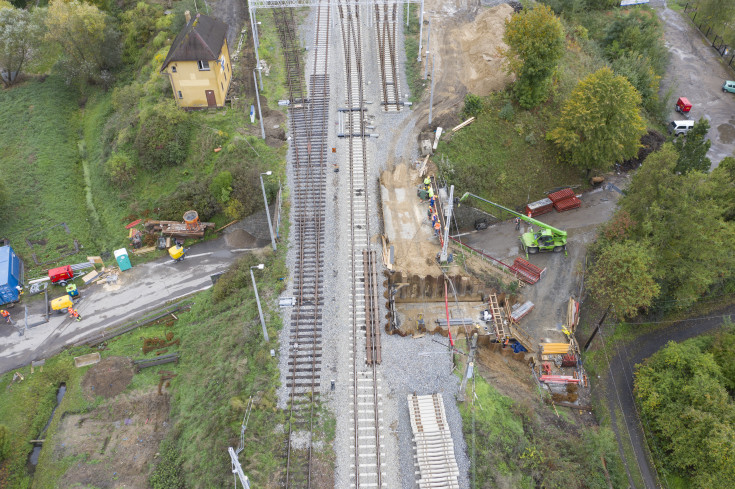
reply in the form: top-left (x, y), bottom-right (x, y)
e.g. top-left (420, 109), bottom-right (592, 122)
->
top-left (81, 356), bottom-right (134, 399)
top-left (457, 4), bottom-right (516, 96)
top-left (54, 388), bottom-right (170, 489)
top-left (225, 228), bottom-right (259, 248)
top-left (619, 130), bottom-right (666, 171)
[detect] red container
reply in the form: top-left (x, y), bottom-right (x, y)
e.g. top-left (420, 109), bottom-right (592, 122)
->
top-left (553, 197), bottom-right (582, 212)
top-left (676, 97), bottom-right (692, 113)
top-left (525, 197), bottom-right (554, 218)
top-left (48, 265), bottom-right (73, 284)
top-left (548, 188), bottom-right (576, 203)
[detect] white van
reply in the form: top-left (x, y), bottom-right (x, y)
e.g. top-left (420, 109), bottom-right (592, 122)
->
top-left (669, 120), bottom-right (694, 136)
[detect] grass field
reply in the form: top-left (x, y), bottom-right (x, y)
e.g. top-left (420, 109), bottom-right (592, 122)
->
top-left (435, 92), bottom-right (587, 210)
top-left (403, 4), bottom-right (427, 104)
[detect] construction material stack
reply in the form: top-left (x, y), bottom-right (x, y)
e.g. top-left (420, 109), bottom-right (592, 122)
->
top-left (548, 188), bottom-right (581, 212)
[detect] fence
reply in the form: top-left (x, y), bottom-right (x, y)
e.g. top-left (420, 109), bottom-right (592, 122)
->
top-left (684, 2), bottom-right (735, 70)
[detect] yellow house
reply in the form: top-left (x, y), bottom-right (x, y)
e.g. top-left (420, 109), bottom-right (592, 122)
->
top-left (160, 12), bottom-right (232, 109)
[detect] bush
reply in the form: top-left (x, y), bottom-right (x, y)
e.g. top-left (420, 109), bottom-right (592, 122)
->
top-left (104, 152), bottom-right (137, 187)
top-left (499, 102), bottom-right (515, 121)
top-left (135, 101), bottom-right (191, 170)
top-left (157, 179), bottom-right (220, 222)
top-left (149, 440), bottom-right (184, 489)
top-left (0, 424), bottom-right (10, 461)
top-left (462, 93), bottom-right (482, 118)
top-left (210, 170), bottom-right (233, 203)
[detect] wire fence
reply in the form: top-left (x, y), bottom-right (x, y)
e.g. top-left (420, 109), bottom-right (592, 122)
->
top-left (684, 2), bottom-right (735, 70)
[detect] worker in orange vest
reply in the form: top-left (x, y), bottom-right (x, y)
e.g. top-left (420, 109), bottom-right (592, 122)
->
top-left (67, 307), bottom-right (82, 321)
top-left (434, 220), bottom-right (441, 237)
top-left (1, 309), bottom-right (10, 324)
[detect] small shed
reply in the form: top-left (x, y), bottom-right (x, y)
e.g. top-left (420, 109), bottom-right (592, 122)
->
top-left (0, 245), bottom-right (22, 305)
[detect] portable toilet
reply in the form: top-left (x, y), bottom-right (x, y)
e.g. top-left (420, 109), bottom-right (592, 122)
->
top-left (0, 245), bottom-right (22, 305)
top-left (113, 248), bottom-right (132, 271)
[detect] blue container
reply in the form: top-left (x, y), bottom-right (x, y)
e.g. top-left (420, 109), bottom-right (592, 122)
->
top-left (113, 248), bottom-right (132, 272)
top-left (0, 246), bottom-right (22, 305)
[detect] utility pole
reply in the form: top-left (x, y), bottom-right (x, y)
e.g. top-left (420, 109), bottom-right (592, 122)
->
top-left (584, 304), bottom-right (612, 351)
top-left (250, 264), bottom-right (269, 343)
top-left (417, 0), bottom-right (424, 61)
top-left (423, 19), bottom-right (431, 79)
top-left (253, 70), bottom-right (266, 140)
top-left (428, 52), bottom-right (435, 125)
top-left (439, 185), bottom-right (454, 262)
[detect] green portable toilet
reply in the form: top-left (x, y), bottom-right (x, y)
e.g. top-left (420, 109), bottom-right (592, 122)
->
top-left (113, 248), bottom-right (132, 271)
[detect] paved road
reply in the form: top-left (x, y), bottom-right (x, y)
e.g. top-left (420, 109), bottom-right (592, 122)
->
top-left (599, 305), bottom-right (735, 489)
top-left (656, 0), bottom-right (735, 167)
top-left (0, 238), bottom-right (257, 375)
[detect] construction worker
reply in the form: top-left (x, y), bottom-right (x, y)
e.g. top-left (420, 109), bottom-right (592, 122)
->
top-left (428, 187), bottom-right (434, 200)
top-left (423, 176), bottom-right (431, 191)
top-left (515, 217), bottom-right (521, 230)
top-left (429, 195), bottom-right (436, 209)
top-left (67, 308), bottom-right (82, 321)
top-left (1, 309), bottom-right (10, 324)
top-left (434, 220), bottom-right (441, 237)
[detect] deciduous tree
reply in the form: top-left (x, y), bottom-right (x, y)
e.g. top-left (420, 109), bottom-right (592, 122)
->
top-left (0, 6), bottom-right (44, 87)
top-left (45, 0), bottom-right (120, 86)
top-left (548, 67), bottom-right (646, 170)
top-left (502, 4), bottom-right (564, 108)
top-left (587, 241), bottom-right (659, 318)
top-left (673, 118), bottom-right (711, 174)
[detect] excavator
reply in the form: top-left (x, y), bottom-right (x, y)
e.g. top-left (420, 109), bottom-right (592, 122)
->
top-left (459, 192), bottom-right (568, 256)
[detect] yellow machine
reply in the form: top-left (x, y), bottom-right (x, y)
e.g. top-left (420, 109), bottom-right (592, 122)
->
top-left (50, 295), bottom-right (73, 314)
top-left (168, 244), bottom-right (185, 261)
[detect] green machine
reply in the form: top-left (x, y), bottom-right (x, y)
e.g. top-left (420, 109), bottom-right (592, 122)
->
top-left (459, 192), bottom-right (568, 256)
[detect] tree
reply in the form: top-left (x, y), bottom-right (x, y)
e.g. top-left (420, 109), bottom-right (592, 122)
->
top-left (635, 339), bottom-right (735, 488)
top-left (502, 4), bottom-right (565, 109)
top-left (621, 144), bottom-right (735, 309)
top-left (45, 0), bottom-right (120, 86)
top-left (673, 118), bottom-right (711, 174)
top-left (548, 67), bottom-right (646, 170)
top-left (0, 6), bottom-right (44, 87)
top-left (587, 241), bottom-right (659, 318)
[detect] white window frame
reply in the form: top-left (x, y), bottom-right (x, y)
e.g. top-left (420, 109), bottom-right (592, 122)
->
top-left (197, 60), bottom-right (210, 71)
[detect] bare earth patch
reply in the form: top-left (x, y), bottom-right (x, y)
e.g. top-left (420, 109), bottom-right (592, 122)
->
top-left (81, 356), bottom-right (134, 399)
top-left (53, 388), bottom-right (170, 489)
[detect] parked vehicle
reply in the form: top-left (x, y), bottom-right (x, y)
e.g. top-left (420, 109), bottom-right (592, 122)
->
top-left (669, 120), bottom-right (695, 136)
top-left (48, 265), bottom-right (74, 286)
top-left (723, 80), bottom-right (735, 93)
top-left (675, 97), bottom-right (692, 114)
top-left (50, 295), bottom-right (73, 314)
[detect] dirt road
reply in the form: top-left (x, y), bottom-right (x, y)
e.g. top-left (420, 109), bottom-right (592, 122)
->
top-left (656, 0), bottom-right (735, 167)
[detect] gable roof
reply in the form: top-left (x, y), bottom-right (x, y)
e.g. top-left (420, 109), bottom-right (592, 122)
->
top-left (161, 14), bottom-right (228, 71)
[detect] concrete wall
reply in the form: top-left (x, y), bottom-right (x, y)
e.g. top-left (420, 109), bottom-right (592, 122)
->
top-left (165, 40), bottom-right (232, 108)
top-left (387, 271), bottom-right (485, 302)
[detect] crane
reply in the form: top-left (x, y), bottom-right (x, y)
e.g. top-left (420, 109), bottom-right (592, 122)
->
top-left (459, 192), bottom-right (567, 256)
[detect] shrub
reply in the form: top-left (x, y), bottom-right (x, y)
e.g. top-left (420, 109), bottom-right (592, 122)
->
top-left (157, 179), bottom-right (220, 222)
top-left (0, 424), bottom-right (10, 461)
top-left (210, 171), bottom-right (233, 203)
top-left (149, 440), bottom-right (184, 489)
top-left (104, 152), bottom-right (136, 187)
top-left (224, 199), bottom-right (244, 220)
top-left (462, 93), bottom-right (483, 118)
top-left (135, 101), bottom-right (191, 170)
top-left (499, 102), bottom-right (515, 121)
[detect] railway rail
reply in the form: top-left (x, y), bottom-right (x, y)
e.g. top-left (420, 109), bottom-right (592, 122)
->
top-left (337, 2), bottom-right (385, 487)
top-left (281, 3), bottom-right (331, 488)
top-left (373, 2), bottom-right (401, 111)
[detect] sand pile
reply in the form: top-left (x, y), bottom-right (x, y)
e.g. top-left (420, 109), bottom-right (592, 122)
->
top-left (458, 4), bottom-right (516, 96)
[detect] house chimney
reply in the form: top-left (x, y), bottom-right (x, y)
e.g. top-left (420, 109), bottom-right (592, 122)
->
top-left (184, 10), bottom-right (191, 24)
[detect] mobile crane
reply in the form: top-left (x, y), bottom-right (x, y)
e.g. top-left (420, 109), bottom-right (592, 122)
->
top-left (459, 192), bottom-right (568, 255)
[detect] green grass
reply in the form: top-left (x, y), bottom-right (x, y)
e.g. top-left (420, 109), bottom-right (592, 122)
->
top-left (436, 92), bottom-right (587, 209)
top-left (404, 4), bottom-right (427, 104)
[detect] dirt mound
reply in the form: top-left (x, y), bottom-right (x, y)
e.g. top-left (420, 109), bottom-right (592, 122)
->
top-left (457, 4), bottom-right (516, 96)
top-left (620, 130), bottom-right (665, 171)
top-left (81, 356), bottom-right (134, 399)
top-left (225, 228), bottom-right (259, 248)
top-left (54, 388), bottom-right (170, 489)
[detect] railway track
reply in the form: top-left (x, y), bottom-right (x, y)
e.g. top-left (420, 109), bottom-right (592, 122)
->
top-left (374, 2), bottom-right (401, 111)
top-left (281, 3), bottom-right (331, 488)
top-left (337, 2), bottom-right (385, 487)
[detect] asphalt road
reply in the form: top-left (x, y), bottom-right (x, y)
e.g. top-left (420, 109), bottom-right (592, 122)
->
top-left (0, 238), bottom-right (256, 375)
top-left (657, 0), bottom-right (735, 167)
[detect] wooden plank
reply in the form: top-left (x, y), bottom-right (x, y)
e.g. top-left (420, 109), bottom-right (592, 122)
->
top-left (131, 246), bottom-right (156, 255)
top-left (74, 352), bottom-right (101, 368)
top-left (418, 155), bottom-right (430, 177)
top-left (451, 117), bottom-right (475, 132)
top-left (215, 220), bottom-right (238, 233)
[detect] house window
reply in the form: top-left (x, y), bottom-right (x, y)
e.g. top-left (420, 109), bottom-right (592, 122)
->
top-left (171, 66), bottom-right (177, 73)
top-left (197, 60), bottom-right (210, 71)
top-left (177, 91), bottom-right (183, 99)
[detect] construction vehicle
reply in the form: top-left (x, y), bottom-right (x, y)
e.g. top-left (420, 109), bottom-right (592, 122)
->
top-left (50, 295), bottom-right (73, 314)
top-left (459, 192), bottom-right (568, 255)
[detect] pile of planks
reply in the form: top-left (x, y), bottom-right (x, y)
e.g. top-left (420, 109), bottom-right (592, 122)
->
top-left (143, 219), bottom-right (215, 239)
top-left (541, 342), bottom-right (572, 356)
